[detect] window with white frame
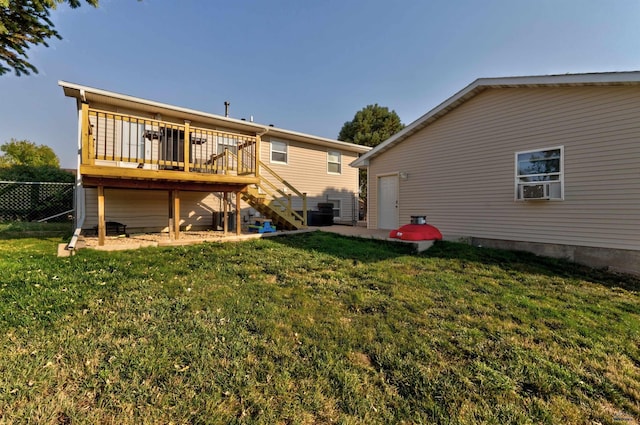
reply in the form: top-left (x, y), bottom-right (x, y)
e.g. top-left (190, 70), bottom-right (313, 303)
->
top-left (216, 135), bottom-right (238, 155)
top-left (515, 146), bottom-right (563, 200)
top-left (327, 150), bottom-right (341, 174)
top-left (327, 199), bottom-right (341, 218)
top-left (120, 120), bottom-right (145, 161)
top-left (271, 140), bottom-right (288, 164)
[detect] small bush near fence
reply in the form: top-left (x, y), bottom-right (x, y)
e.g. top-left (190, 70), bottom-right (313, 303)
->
top-left (0, 181), bottom-right (74, 222)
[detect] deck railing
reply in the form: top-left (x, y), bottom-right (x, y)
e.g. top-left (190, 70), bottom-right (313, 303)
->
top-left (82, 107), bottom-right (257, 176)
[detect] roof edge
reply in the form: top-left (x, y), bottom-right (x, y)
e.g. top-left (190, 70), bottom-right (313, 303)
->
top-left (351, 71), bottom-right (640, 167)
top-left (58, 80), bottom-right (370, 153)
top-left (58, 80), bottom-right (266, 130)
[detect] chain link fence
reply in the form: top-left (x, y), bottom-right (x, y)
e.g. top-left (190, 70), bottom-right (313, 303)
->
top-left (0, 181), bottom-right (75, 222)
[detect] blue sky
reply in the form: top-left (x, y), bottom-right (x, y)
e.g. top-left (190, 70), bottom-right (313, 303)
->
top-left (1, 0), bottom-right (640, 168)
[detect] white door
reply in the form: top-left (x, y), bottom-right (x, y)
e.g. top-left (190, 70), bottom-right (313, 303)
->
top-left (378, 175), bottom-right (398, 229)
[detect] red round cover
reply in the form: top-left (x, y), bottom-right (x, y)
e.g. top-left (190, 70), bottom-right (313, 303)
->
top-left (388, 224), bottom-right (442, 241)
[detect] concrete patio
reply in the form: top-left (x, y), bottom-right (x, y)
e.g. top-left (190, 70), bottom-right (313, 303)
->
top-left (62, 224), bottom-right (435, 255)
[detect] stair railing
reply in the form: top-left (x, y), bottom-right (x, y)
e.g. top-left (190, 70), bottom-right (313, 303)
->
top-left (256, 160), bottom-right (307, 227)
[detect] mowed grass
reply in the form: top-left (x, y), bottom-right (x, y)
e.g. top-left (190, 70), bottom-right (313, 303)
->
top-left (0, 232), bottom-right (638, 424)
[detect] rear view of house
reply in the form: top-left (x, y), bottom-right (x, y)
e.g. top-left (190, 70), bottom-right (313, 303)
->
top-left (352, 72), bottom-right (640, 275)
top-left (60, 82), bottom-right (369, 246)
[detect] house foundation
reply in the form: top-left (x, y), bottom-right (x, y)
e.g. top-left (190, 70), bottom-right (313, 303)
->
top-left (469, 237), bottom-right (640, 277)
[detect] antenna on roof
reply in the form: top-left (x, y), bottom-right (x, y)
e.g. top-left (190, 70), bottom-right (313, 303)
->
top-left (224, 101), bottom-right (230, 117)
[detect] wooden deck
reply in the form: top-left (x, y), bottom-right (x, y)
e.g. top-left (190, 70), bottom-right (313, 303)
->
top-left (78, 105), bottom-right (308, 247)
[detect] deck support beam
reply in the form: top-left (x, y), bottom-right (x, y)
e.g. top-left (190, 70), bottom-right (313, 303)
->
top-left (169, 189), bottom-right (180, 240)
top-left (303, 192), bottom-right (307, 226)
top-left (236, 191), bottom-right (241, 236)
top-left (223, 192), bottom-right (228, 234)
top-left (81, 176), bottom-right (249, 193)
top-left (97, 185), bottom-right (105, 246)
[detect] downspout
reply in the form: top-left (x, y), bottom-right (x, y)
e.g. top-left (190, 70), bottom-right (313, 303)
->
top-left (67, 93), bottom-right (87, 251)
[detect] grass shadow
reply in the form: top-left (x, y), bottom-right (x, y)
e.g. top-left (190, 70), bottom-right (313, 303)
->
top-left (268, 230), bottom-right (415, 263)
top-left (424, 240), bottom-right (640, 292)
top-left (0, 221), bottom-right (72, 240)
top-left (0, 231), bottom-right (70, 240)
top-left (271, 232), bottom-right (640, 291)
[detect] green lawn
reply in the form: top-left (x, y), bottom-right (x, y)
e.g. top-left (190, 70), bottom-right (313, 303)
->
top-left (0, 231), bottom-right (638, 424)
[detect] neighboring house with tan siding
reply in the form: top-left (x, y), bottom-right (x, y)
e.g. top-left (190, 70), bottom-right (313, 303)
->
top-left (351, 72), bottom-right (640, 275)
top-left (60, 81), bottom-right (370, 241)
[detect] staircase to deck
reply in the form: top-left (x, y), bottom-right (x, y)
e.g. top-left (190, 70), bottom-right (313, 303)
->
top-left (241, 160), bottom-right (307, 231)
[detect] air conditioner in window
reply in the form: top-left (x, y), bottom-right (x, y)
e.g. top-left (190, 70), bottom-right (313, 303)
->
top-left (520, 183), bottom-right (549, 200)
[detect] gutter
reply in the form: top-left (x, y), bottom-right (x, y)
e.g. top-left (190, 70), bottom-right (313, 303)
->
top-left (66, 99), bottom-right (86, 252)
top-left (67, 182), bottom-right (84, 251)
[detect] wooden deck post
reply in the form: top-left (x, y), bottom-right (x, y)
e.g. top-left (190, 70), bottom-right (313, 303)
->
top-left (236, 191), bottom-right (241, 236)
top-left (223, 192), bottom-right (228, 234)
top-left (81, 102), bottom-right (93, 166)
top-left (302, 192), bottom-right (307, 226)
top-left (173, 189), bottom-right (180, 240)
top-left (183, 121), bottom-right (190, 173)
top-left (255, 134), bottom-right (261, 178)
top-left (97, 185), bottom-right (105, 246)
top-left (168, 190), bottom-right (174, 240)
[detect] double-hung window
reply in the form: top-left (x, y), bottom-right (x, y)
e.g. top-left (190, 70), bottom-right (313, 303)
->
top-left (271, 140), bottom-right (288, 164)
top-left (515, 146), bottom-right (563, 200)
top-left (327, 150), bottom-right (341, 174)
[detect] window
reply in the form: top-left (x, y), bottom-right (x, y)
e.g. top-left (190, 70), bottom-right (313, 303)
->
top-left (271, 140), bottom-right (288, 164)
top-left (327, 199), bottom-right (341, 218)
top-left (121, 120), bottom-right (144, 161)
top-left (327, 150), bottom-right (341, 174)
top-left (217, 135), bottom-right (238, 155)
top-left (515, 146), bottom-right (563, 200)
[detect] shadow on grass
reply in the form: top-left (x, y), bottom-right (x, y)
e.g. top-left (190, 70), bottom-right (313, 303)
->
top-left (424, 240), bottom-right (640, 292)
top-left (271, 232), bottom-right (640, 292)
top-left (269, 231), bottom-right (415, 263)
top-left (0, 231), bottom-right (70, 240)
top-left (0, 222), bottom-right (72, 240)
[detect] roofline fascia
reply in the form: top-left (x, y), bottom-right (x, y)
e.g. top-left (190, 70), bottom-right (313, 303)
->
top-left (351, 71), bottom-right (640, 167)
top-left (58, 80), bottom-right (267, 131)
top-left (59, 80), bottom-right (370, 153)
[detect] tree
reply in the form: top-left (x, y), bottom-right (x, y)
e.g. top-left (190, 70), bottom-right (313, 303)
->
top-left (338, 104), bottom-right (404, 148)
top-left (0, 0), bottom-right (98, 76)
top-left (338, 104), bottom-right (404, 205)
top-left (0, 163), bottom-right (74, 182)
top-left (0, 139), bottom-right (73, 182)
top-left (0, 138), bottom-right (60, 166)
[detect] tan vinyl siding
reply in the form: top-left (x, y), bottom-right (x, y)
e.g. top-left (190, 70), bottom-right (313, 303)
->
top-left (261, 137), bottom-right (360, 221)
top-left (83, 188), bottom-right (220, 231)
top-left (368, 86), bottom-right (640, 251)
